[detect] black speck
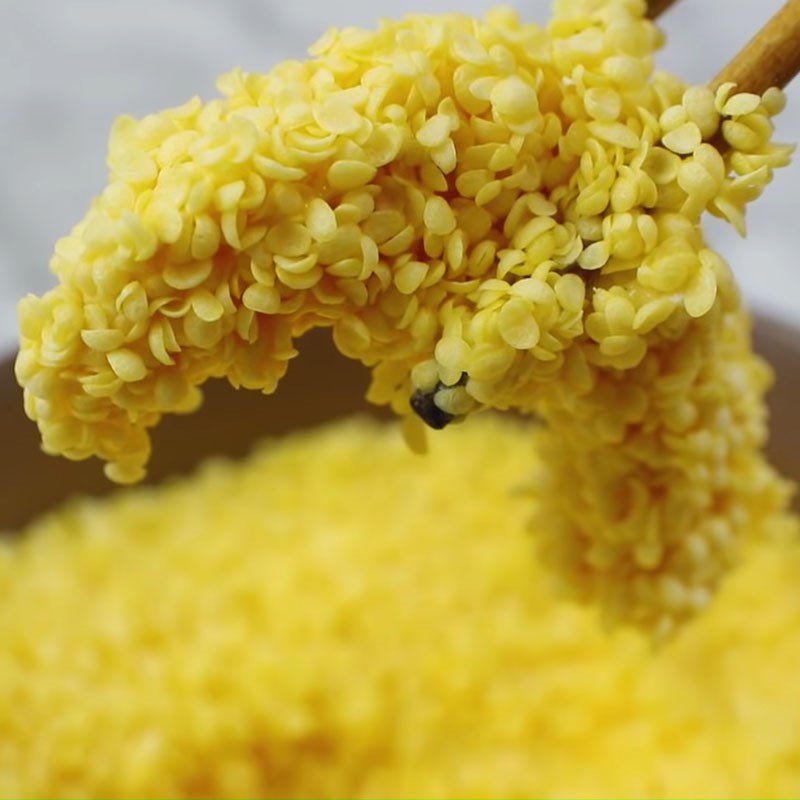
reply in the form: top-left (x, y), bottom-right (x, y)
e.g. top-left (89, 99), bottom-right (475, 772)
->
top-left (410, 373), bottom-right (467, 430)
top-left (410, 388), bottom-right (455, 430)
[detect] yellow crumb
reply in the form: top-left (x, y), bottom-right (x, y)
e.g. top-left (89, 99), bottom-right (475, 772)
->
top-left (1, 415), bottom-right (799, 797)
top-left (14, 0), bottom-right (795, 629)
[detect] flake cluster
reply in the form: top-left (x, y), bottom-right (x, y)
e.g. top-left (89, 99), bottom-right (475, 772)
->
top-left (2, 418), bottom-right (800, 797)
top-left (16, 0), bottom-right (794, 629)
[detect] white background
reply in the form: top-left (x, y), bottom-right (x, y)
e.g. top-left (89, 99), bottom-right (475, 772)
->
top-left (0, 0), bottom-right (797, 355)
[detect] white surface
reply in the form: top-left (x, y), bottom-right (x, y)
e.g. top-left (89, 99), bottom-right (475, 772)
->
top-left (0, 0), bottom-right (798, 354)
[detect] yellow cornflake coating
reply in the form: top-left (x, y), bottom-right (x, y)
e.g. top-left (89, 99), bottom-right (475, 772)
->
top-left (1, 417), bottom-right (800, 797)
top-left (15, 0), bottom-right (795, 630)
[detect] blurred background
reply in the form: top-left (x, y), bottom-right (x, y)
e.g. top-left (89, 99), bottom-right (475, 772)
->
top-left (0, 0), bottom-right (798, 354)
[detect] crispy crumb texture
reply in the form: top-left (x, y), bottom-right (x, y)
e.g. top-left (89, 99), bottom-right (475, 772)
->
top-left (15, 0), bottom-right (795, 629)
top-left (1, 417), bottom-right (799, 797)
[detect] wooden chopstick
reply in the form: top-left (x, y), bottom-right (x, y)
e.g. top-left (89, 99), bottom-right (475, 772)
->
top-left (647, 0), bottom-right (800, 94)
top-left (711, 0), bottom-right (800, 93)
top-left (645, 0), bottom-right (681, 20)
